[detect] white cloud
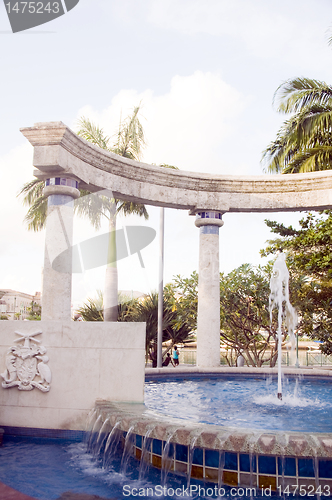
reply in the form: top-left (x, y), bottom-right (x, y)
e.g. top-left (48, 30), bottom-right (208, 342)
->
top-left (0, 71), bottom-right (301, 305)
top-left (76, 71), bottom-right (247, 174)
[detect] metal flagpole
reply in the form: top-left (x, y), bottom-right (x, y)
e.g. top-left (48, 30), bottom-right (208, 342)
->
top-left (157, 207), bottom-right (164, 368)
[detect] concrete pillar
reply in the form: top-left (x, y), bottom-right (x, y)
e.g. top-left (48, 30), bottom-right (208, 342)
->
top-left (195, 211), bottom-right (224, 367)
top-left (41, 178), bottom-right (80, 321)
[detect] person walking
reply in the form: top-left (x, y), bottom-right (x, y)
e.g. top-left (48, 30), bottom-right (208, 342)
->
top-left (172, 346), bottom-right (179, 366)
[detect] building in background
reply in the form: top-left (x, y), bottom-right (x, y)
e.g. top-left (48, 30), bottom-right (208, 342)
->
top-left (0, 290), bottom-right (41, 320)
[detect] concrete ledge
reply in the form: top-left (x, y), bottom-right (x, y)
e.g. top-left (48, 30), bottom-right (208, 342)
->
top-left (145, 366), bottom-right (332, 377)
top-left (21, 121), bottom-right (332, 213)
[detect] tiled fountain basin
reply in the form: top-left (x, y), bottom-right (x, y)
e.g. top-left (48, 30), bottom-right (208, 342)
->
top-left (94, 367), bottom-right (332, 492)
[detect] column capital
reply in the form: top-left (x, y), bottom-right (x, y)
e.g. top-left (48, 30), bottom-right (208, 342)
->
top-left (43, 177), bottom-right (80, 200)
top-left (195, 211), bottom-right (224, 228)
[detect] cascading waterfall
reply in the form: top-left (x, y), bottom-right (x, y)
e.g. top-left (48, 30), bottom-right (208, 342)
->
top-left (311, 434), bottom-right (321, 497)
top-left (80, 390), bottom-right (332, 497)
top-left (103, 421), bottom-right (122, 469)
top-left (278, 433), bottom-right (289, 497)
top-left (187, 433), bottom-right (199, 489)
top-left (120, 425), bottom-right (136, 475)
top-left (248, 434), bottom-right (260, 492)
top-left (217, 432), bottom-right (230, 490)
top-left (217, 450), bottom-right (225, 493)
top-left (269, 252), bottom-right (297, 400)
top-left (84, 409), bottom-right (98, 445)
top-left (138, 426), bottom-right (154, 480)
top-left (161, 431), bottom-right (176, 485)
top-left (94, 417), bottom-right (111, 457)
top-left (87, 414), bottom-right (103, 452)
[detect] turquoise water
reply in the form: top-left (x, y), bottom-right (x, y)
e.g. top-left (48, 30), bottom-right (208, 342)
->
top-left (0, 375), bottom-right (331, 499)
top-left (0, 436), bottom-right (187, 499)
top-left (145, 375), bottom-right (332, 432)
top-left (0, 436), bottom-right (276, 500)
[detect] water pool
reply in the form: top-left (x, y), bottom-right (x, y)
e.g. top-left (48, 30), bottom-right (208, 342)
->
top-left (144, 375), bottom-right (332, 433)
top-left (0, 436), bottom-right (272, 500)
top-left (0, 436), bottom-right (188, 500)
top-left (1, 373), bottom-right (332, 500)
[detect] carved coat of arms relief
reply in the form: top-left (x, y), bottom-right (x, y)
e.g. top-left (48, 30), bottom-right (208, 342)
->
top-left (1, 330), bottom-right (52, 392)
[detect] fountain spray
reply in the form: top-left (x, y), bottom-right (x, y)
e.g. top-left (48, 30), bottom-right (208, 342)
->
top-left (269, 253), bottom-right (297, 400)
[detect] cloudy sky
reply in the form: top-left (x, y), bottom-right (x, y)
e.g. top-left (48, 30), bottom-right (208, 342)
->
top-left (1, 0), bottom-right (331, 309)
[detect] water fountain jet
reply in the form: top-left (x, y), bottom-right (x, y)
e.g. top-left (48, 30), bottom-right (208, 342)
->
top-left (269, 253), bottom-right (297, 400)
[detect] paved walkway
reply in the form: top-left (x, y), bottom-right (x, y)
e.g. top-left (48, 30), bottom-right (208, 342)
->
top-left (0, 482), bottom-right (36, 500)
top-left (0, 482), bottom-right (113, 500)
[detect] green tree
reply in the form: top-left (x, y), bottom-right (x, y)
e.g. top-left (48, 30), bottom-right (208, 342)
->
top-left (261, 55), bottom-right (332, 353)
top-left (168, 267), bottom-right (289, 367)
top-left (220, 263), bottom-right (290, 367)
top-left (164, 274), bottom-right (198, 332)
top-left (18, 106), bottom-right (148, 321)
top-left (262, 78), bottom-right (332, 173)
top-left (76, 110), bottom-right (148, 321)
top-left (26, 301), bottom-right (41, 320)
top-left (261, 212), bottom-right (332, 353)
top-left (76, 290), bottom-right (135, 322)
top-left (261, 212), bottom-right (332, 282)
top-left (18, 178), bottom-right (48, 232)
top-left (76, 290), bottom-right (104, 321)
top-left (77, 290), bottom-right (194, 363)
top-left (120, 292), bottom-right (194, 363)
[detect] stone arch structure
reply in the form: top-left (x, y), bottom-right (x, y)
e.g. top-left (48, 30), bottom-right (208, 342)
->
top-left (21, 122), bottom-right (332, 367)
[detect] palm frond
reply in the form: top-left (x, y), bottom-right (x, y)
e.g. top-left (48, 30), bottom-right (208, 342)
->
top-left (261, 103), bottom-right (332, 173)
top-left (17, 179), bottom-right (47, 231)
top-left (23, 194), bottom-right (48, 231)
top-left (116, 201), bottom-right (149, 219)
top-left (77, 117), bottom-right (110, 150)
top-left (274, 78), bottom-right (332, 114)
top-left (74, 191), bottom-right (116, 229)
top-left (76, 290), bottom-right (104, 321)
top-left (283, 145), bottom-right (332, 173)
top-left (112, 105), bottom-right (146, 161)
top-left (18, 179), bottom-right (44, 206)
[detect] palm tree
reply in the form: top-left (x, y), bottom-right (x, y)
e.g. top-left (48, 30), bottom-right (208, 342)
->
top-left (76, 290), bottom-right (194, 363)
top-left (76, 290), bottom-right (136, 322)
top-left (262, 78), bottom-right (332, 173)
top-left (18, 106), bottom-right (149, 321)
top-left (18, 178), bottom-right (48, 232)
top-left (120, 292), bottom-right (194, 364)
top-left (76, 108), bottom-right (148, 321)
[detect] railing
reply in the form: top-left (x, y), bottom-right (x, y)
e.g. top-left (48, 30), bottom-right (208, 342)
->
top-left (179, 350), bottom-right (290, 367)
top-left (306, 351), bottom-right (332, 366)
top-left (260, 351), bottom-right (290, 367)
top-left (148, 349), bottom-right (332, 367)
top-left (179, 350), bottom-right (230, 366)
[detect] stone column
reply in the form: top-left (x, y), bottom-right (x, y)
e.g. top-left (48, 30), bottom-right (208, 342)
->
top-left (195, 211), bottom-right (224, 367)
top-left (41, 178), bottom-right (80, 321)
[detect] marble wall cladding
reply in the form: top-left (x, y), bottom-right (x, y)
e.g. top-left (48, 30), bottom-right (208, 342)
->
top-left (0, 321), bottom-right (145, 430)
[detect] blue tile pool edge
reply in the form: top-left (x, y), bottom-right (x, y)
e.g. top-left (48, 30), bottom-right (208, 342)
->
top-left (1, 425), bottom-right (85, 442)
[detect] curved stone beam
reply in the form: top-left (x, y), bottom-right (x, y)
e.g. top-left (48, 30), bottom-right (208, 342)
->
top-left (21, 121), bottom-right (332, 213)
